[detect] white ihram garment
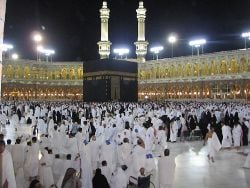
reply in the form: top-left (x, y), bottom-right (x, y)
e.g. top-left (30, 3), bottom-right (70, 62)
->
top-left (24, 143), bottom-right (39, 178)
top-left (1, 149), bottom-right (17, 188)
top-left (207, 132), bottom-right (221, 158)
top-left (232, 125), bottom-right (242, 147)
top-left (243, 149), bottom-right (250, 168)
top-left (222, 125), bottom-right (232, 148)
top-left (39, 152), bottom-right (54, 188)
top-left (158, 156), bottom-right (175, 188)
top-left (80, 146), bottom-right (93, 188)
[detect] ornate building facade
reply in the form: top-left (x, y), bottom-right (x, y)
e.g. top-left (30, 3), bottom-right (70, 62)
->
top-left (1, 49), bottom-right (249, 101)
top-left (2, 60), bottom-right (83, 100)
top-left (138, 49), bottom-right (250, 101)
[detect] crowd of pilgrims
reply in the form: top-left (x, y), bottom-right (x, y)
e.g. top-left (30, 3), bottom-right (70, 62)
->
top-left (0, 101), bottom-right (250, 188)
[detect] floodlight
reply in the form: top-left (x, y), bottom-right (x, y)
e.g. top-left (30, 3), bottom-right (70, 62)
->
top-left (2, 43), bottom-right (13, 52)
top-left (113, 48), bottom-right (129, 56)
top-left (11, 53), bottom-right (19, 60)
top-left (33, 34), bottom-right (43, 43)
top-left (189, 39), bottom-right (206, 47)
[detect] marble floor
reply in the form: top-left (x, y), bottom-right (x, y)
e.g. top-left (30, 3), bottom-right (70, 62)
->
top-left (167, 141), bottom-right (250, 188)
top-left (3, 124), bottom-right (250, 188)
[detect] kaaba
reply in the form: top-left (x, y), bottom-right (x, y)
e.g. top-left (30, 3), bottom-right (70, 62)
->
top-left (83, 59), bottom-right (138, 102)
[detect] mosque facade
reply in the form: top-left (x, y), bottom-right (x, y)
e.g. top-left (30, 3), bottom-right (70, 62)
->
top-left (1, 48), bottom-right (250, 101)
top-left (1, 59), bottom-right (83, 100)
top-left (138, 49), bottom-right (250, 101)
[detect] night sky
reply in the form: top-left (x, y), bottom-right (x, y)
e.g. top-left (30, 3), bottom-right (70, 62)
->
top-left (4, 0), bottom-right (250, 61)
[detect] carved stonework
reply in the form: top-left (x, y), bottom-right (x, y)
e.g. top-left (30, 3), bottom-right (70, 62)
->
top-left (138, 49), bottom-right (250, 100)
top-left (1, 59), bottom-right (83, 100)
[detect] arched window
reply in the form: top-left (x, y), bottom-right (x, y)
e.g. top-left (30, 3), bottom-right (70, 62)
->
top-left (61, 68), bottom-right (67, 79)
top-left (210, 60), bottom-right (217, 75)
top-left (24, 66), bottom-right (31, 79)
top-left (240, 57), bottom-right (248, 72)
top-left (220, 60), bottom-right (227, 74)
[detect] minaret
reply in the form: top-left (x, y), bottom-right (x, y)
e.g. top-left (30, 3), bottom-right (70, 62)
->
top-left (97, 1), bottom-right (112, 59)
top-left (134, 1), bottom-right (148, 63)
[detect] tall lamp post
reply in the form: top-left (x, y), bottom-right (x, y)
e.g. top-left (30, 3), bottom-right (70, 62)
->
top-left (37, 46), bottom-right (55, 62)
top-left (241, 32), bottom-right (250, 49)
top-left (150, 46), bottom-right (164, 60)
top-left (113, 48), bottom-right (129, 59)
top-left (33, 33), bottom-right (43, 61)
top-left (2, 43), bottom-right (13, 59)
top-left (189, 39), bottom-right (206, 56)
top-left (44, 49), bottom-right (55, 62)
top-left (168, 35), bottom-right (177, 57)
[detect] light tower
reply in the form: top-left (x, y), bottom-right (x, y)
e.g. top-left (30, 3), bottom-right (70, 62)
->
top-left (0, 0), bottom-right (7, 100)
top-left (97, 1), bottom-right (112, 59)
top-left (134, 1), bottom-right (148, 63)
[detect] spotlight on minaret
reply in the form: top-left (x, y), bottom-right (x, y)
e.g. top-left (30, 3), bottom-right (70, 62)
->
top-left (97, 1), bottom-right (112, 59)
top-left (134, 1), bottom-right (149, 63)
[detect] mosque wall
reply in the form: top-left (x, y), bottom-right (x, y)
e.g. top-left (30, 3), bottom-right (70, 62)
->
top-left (1, 60), bottom-right (83, 100)
top-left (1, 49), bottom-right (250, 101)
top-left (138, 49), bottom-right (250, 101)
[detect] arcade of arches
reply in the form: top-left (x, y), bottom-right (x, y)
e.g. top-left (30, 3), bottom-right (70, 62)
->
top-left (138, 50), bottom-right (250, 101)
top-left (2, 60), bottom-right (83, 100)
top-left (1, 49), bottom-right (250, 101)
